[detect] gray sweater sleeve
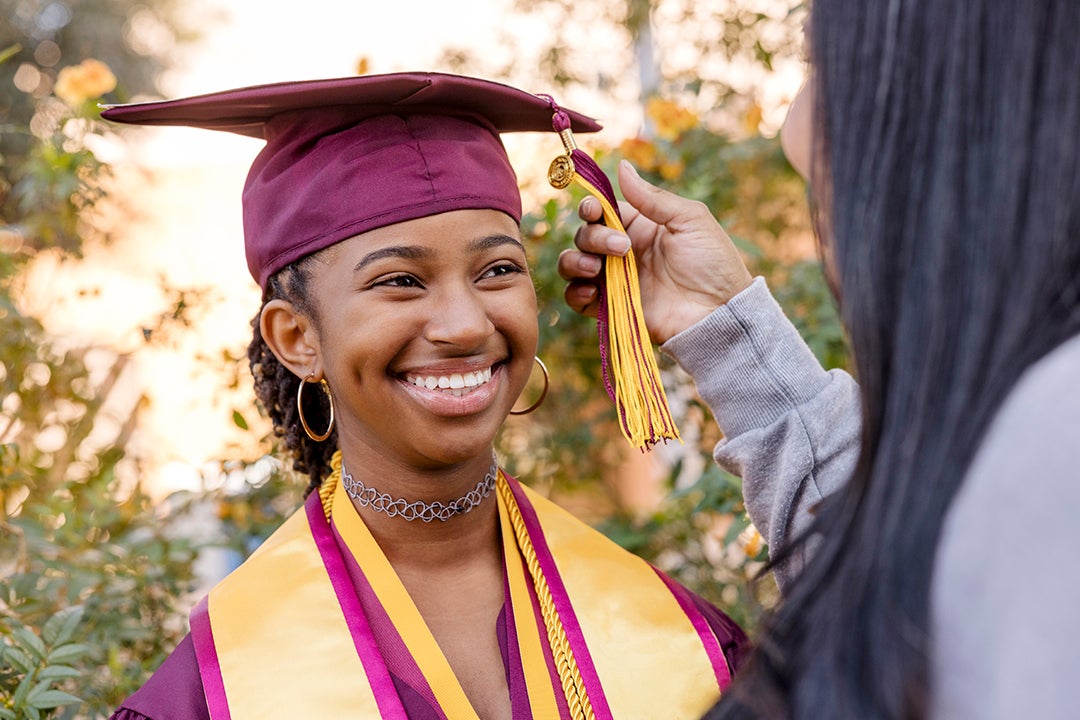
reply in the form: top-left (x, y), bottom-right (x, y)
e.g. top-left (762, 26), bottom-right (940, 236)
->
top-left (661, 277), bottom-right (861, 589)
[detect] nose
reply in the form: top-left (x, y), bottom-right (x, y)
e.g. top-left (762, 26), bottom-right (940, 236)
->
top-left (422, 283), bottom-right (496, 349)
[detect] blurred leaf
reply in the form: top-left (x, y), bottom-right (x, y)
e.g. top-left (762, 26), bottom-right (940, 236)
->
top-left (41, 606), bottom-right (83, 646)
top-left (26, 688), bottom-right (82, 710)
top-left (2, 647), bottom-right (33, 674)
top-left (34, 665), bottom-right (80, 682)
top-left (44, 643), bottom-right (90, 665)
top-left (13, 671), bottom-right (36, 709)
top-left (11, 628), bottom-right (46, 661)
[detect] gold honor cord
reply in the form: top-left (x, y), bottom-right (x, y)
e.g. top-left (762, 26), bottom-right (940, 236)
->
top-left (495, 474), bottom-right (596, 720)
top-left (319, 452), bottom-right (340, 520)
top-left (548, 128), bottom-right (681, 450)
top-left (320, 455), bottom-right (595, 719)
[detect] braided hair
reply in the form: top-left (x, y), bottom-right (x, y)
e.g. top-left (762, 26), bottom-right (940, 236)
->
top-left (247, 255), bottom-right (337, 497)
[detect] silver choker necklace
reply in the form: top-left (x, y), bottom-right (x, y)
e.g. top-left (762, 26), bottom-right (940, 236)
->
top-left (341, 457), bottom-right (498, 523)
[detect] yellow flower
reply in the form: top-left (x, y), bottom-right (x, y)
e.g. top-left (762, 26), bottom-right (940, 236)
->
top-left (355, 56), bottom-right (370, 75)
top-left (618, 137), bottom-right (659, 171)
top-left (54, 58), bottom-right (117, 106)
top-left (646, 97), bottom-right (698, 141)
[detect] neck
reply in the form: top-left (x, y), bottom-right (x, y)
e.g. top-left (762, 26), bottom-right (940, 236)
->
top-left (336, 447), bottom-right (502, 573)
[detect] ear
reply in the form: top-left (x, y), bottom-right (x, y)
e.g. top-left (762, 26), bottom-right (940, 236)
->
top-left (260, 298), bottom-right (324, 381)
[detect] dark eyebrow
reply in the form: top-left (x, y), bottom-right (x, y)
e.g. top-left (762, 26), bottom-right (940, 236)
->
top-left (354, 245), bottom-right (434, 273)
top-left (469, 234), bottom-right (526, 254)
top-left (353, 234), bottom-right (525, 273)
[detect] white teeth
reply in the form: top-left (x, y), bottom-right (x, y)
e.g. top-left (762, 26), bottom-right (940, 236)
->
top-left (406, 366), bottom-right (495, 394)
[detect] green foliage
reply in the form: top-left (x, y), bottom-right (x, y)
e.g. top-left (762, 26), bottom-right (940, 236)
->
top-left (3, 471), bottom-right (202, 714)
top-left (1, 4), bottom-right (207, 717)
top-left (0, 606), bottom-right (87, 719)
top-left (0, 264), bottom-right (205, 716)
top-left (1, 0), bottom-right (196, 251)
top-left (440, 0), bottom-right (806, 125)
top-left (9, 132), bottom-right (107, 256)
top-left (0, 127), bottom-right (203, 713)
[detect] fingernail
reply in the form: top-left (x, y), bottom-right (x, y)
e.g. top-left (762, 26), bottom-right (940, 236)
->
top-left (620, 160), bottom-right (640, 178)
top-left (579, 255), bottom-right (602, 274)
top-left (606, 233), bottom-right (631, 256)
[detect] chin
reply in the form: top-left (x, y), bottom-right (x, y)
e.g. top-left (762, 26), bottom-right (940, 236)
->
top-left (407, 418), bottom-right (503, 469)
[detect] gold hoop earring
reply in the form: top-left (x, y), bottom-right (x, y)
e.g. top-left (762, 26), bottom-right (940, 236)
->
top-left (297, 373), bottom-right (335, 442)
top-left (510, 357), bottom-right (549, 415)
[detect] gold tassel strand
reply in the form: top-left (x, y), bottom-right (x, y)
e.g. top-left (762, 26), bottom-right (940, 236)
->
top-left (547, 110), bottom-right (682, 449)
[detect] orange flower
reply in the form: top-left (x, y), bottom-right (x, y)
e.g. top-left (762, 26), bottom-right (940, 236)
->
top-left (741, 525), bottom-right (763, 558)
top-left (658, 160), bottom-right (685, 181)
top-left (618, 137), bottom-right (659, 171)
top-left (742, 101), bottom-right (763, 136)
top-left (54, 58), bottom-right (116, 106)
top-left (646, 97), bottom-right (698, 141)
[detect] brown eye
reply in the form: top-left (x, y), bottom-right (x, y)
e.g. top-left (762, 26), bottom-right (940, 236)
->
top-left (374, 274), bottom-right (423, 289)
top-left (480, 262), bottom-right (524, 280)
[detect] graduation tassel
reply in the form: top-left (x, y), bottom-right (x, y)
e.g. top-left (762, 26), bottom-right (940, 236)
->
top-left (544, 99), bottom-right (682, 450)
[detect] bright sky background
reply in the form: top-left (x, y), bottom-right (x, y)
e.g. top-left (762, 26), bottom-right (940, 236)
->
top-left (25, 0), bottom-right (805, 495)
top-left (137, 0), bottom-right (556, 165)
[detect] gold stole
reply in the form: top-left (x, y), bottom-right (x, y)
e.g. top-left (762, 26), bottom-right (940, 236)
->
top-left (195, 472), bottom-right (728, 719)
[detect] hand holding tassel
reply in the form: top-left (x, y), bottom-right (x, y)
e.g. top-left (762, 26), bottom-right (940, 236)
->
top-left (560, 161), bottom-right (754, 345)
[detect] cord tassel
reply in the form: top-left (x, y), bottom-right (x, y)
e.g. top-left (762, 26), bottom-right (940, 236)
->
top-left (544, 99), bottom-right (681, 450)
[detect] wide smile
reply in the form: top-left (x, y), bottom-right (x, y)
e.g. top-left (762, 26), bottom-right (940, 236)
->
top-left (404, 366), bottom-right (494, 397)
top-left (395, 362), bottom-right (505, 417)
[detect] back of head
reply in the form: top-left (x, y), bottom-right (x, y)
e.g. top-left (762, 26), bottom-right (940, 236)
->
top-left (713, 1), bottom-right (1080, 717)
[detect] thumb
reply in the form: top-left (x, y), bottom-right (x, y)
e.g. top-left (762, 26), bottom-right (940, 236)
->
top-left (617, 160), bottom-right (688, 227)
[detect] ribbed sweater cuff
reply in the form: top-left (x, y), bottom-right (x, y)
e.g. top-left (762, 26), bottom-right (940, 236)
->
top-left (661, 276), bottom-right (832, 438)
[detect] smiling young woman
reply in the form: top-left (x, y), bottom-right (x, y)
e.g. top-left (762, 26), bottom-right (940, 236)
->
top-left (101, 72), bottom-right (748, 720)
top-left (264, 209), bottom-right (537, 473)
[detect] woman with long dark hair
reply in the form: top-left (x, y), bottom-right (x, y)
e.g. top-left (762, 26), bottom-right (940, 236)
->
top-left (562, 0), bottom-right (1080, 716)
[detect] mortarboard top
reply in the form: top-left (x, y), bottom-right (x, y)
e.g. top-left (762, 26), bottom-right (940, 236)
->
top-left (101, 72), bottom-right (601, 290)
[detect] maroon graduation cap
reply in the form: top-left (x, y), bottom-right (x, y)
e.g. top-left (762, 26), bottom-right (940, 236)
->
top-left (101, 72), bottom-right (601, 289)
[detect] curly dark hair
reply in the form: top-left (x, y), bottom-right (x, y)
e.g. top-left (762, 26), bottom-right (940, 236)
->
top-left (247, 255), bottom-right (337, 497)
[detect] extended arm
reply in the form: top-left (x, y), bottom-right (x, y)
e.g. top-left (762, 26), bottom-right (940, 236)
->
top-left (559, 163), bottom-right (861, 589)
top-left (662, 278), bottom-right (860, 589)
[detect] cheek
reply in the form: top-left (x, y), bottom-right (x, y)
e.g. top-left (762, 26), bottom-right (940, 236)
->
top-left (495, 287), bottom-right (539, 357)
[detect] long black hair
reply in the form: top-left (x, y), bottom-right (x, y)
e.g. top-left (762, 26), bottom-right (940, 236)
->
top-left (711, 1), bottom-right (1080, 717)
top-left (247, 255), bottom-right (337, 497)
